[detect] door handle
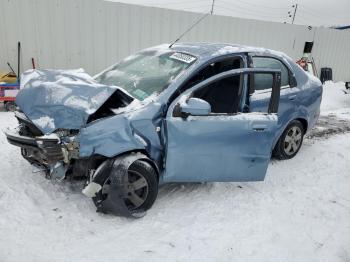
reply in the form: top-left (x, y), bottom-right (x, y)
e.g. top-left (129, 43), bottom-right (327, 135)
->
top-left (289, 95), bottom-right (297, 101)
top-left (252, 124), bottom-right (267, 131)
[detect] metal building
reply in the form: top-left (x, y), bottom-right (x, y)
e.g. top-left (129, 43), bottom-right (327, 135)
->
top-left (0, 0), bottom-right (349, 81)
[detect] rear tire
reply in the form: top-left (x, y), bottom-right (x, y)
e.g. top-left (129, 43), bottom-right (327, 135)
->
top-left (273, 120), bottom-right (304, 160)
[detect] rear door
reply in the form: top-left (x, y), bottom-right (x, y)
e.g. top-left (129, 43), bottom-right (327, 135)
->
top-left (248, 55), bottom-right (298, 133)
top-left (163, 68), bottom-right (281, 183)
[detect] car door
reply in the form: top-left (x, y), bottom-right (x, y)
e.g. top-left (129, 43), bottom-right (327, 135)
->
top-left (248, 55), bottom-right (298, 132)
top-left (163, 68), bottom-right (281, 183)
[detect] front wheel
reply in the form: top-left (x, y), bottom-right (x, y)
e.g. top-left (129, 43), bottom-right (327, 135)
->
top-left (273, 120), bottom-right (305, 160)
top-left (92, 159), bottom-right (158, 213)
top-left (4, 101), bottom-right (16, 111)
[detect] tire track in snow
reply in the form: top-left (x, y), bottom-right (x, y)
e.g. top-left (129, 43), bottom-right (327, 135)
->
top-left (307, 113), bottom-right (350, 139)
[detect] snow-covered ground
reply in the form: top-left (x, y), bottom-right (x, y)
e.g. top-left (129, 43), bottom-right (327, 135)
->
top-left (0, 82), bottom-right (349, 262)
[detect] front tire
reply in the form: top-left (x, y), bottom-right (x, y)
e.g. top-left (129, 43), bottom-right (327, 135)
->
top-left (93, 159), bottom-right (158, 212)
top-left (4, 101), bottom-right (16, 111)
top-left (273, 120), bottom-right (304, 160)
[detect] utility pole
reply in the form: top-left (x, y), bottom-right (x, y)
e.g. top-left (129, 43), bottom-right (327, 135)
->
top-left (210, 0), bottom-right (215, 15)
top-left (292, 4), bottom-right (298, 24)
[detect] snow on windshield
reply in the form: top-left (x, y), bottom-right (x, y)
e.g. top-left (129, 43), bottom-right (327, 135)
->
top-left (95, 50), bottom-right (196, 101)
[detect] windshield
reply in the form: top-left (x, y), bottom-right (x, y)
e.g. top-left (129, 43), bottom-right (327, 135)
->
top-left (95, 50), bottom-right (196, 100)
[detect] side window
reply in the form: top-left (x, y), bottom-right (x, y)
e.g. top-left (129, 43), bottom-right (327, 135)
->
top-left (248, 72), bottom-right (279, 113)
top-left (252, 57), bottom-right (289, 90)
top-left (192, 75), bottom-right (241, 114)
top-left (181, 57), bottom-right (243, 93)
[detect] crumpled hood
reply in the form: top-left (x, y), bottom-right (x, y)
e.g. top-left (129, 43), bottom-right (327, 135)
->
top-left (16, 69), bottom-right (120, 134)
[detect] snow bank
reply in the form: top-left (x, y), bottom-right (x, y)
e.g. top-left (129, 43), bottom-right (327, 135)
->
top-left (321, 81), bottom-right (349, 112)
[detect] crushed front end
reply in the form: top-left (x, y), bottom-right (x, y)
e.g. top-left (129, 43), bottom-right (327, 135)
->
top-left (6, 111), bottom-right (83, 180)
top-left (5, 68), bottom-right (134, 181)
top-left (6, 110), bottom-right (155, 218)
top-left (5, 68), bottom-right (162, 217)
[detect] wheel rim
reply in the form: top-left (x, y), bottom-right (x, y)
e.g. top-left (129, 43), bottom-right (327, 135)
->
top-left (5, 102), bottom-right (16, 111)
top-left (8, 104), bottom-right (16, 111)
top-left (101, 170), bottom-right (149, 209)
top-left (284, 126), bottom-right (302, 156)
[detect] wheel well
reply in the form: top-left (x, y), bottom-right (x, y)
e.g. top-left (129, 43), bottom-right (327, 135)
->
top-left (295, 118), bottom-right (308, 133)
top-left (119, 150), bottom-right (160, 181)
top-left (138, 157), bottom-right (160, 181)
top-left (273, 117), bottom-right (308, 150)
top-left (89, 150), bottom-right (160, 181)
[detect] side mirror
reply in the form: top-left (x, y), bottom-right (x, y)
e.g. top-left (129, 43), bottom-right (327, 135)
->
top-left (178, 97), bottom-right (211, 117)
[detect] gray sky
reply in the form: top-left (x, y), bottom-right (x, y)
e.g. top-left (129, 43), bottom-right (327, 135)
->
top-left (110, 0), bottom-right (350, 27)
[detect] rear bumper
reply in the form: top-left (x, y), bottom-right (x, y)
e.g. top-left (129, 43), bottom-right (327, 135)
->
top-left (5, 128), bottom-right (64, 165)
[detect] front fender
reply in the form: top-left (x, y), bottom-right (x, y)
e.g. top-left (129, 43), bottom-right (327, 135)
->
top-left (78, 115), bottom-right (146, 158)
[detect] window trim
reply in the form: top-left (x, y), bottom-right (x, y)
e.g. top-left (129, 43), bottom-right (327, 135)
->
top-left (170, 68), bottom-right (281, 118)
top-left (167, 54), bottom-right (247, 107)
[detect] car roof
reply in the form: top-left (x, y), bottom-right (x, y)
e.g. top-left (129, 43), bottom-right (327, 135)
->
top-left (149, 42), bottom-right (288, 60)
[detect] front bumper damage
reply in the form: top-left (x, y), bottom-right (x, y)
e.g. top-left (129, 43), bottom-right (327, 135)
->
top-left (5, 127), bottom-right (148, 218)
top-left (6, 130), bottom-right (62, 161)
top-left (5, 128), bottom-right (68, 179)
top-left (5, 125), bottom-right (78, 180)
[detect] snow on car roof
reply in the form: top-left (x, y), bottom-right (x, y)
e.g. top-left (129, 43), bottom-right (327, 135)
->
top-left (149, 42), bottom-right (289, 60)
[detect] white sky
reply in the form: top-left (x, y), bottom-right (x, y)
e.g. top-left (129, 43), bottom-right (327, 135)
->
top-left (109, 0), bottom-right (350, 27)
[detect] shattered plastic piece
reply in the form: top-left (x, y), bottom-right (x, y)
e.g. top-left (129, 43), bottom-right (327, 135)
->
top-left (82, 182), bottom-right (102, 198)
top-left (31, 164), bottom-right (46, 173)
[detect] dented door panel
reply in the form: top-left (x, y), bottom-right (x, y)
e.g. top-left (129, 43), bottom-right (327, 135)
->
top-left (164, 113), bottom-right (278, 182)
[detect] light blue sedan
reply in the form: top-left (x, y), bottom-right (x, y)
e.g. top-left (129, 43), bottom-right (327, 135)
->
top-left (6, 43), bottom-right (322, 217)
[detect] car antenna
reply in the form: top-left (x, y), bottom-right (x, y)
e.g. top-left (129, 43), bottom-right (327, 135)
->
top-left (169, 12), bottom-right (210, 48)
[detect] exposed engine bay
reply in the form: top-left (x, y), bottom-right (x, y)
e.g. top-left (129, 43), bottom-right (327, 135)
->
top-left (86, 88), bottom-right (133, 123)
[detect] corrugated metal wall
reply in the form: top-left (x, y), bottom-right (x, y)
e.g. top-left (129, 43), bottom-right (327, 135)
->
top-left (1, 0), bottom-right (349, 81)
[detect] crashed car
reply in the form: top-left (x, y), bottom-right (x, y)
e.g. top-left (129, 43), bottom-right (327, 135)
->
top-left (5, 43), bottom-right (322, 217)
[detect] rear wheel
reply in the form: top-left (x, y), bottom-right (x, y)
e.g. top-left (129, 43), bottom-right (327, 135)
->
top-left (93, 160), bottom-right (158, 212)
top-left (273, 120), bottom-right (304, 160)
